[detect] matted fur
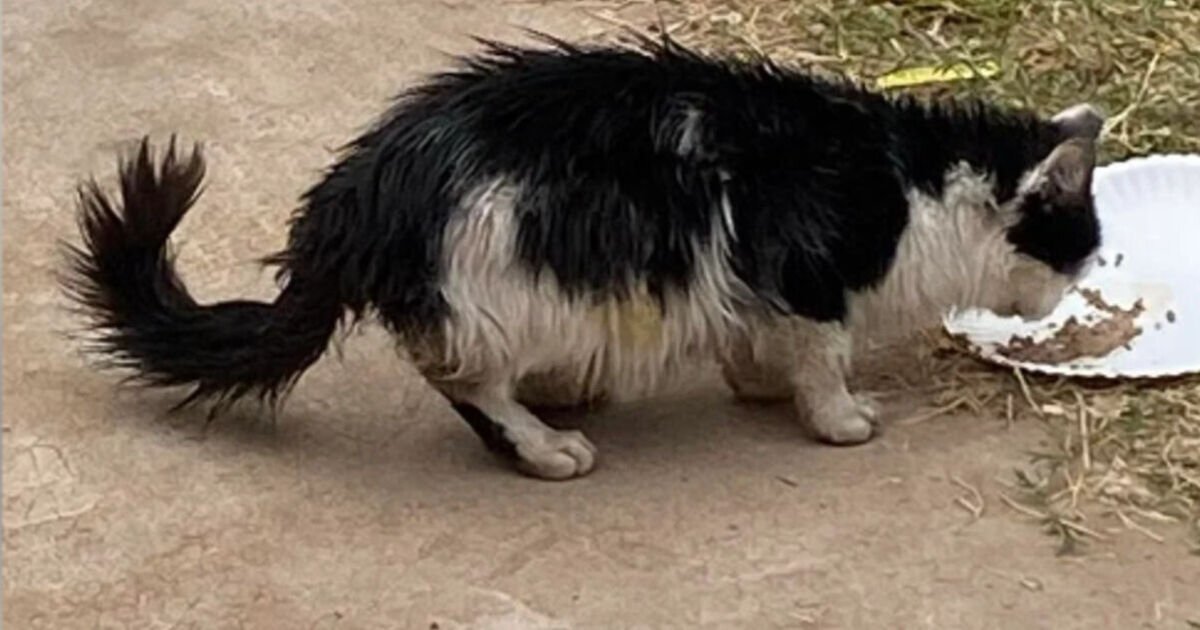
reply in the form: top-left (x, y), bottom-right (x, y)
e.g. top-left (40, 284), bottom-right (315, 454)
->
top-left (63, 35), bottom-right (1103, 478)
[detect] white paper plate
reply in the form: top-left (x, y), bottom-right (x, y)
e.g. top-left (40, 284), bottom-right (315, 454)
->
top-left (943, 154), bottom-right (1200, 379)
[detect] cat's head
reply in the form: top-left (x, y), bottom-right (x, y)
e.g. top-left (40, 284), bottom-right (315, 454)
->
top-left (991, 103), bottom-right (1104, 320)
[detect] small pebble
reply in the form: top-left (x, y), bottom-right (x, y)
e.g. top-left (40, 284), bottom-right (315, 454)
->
top-left (1020, 577), bottom-right (1044, 591)
top-left (1167, 310), bottom-right (1177, 323)
top-left (1114, 253), bottom-right (1124, 267)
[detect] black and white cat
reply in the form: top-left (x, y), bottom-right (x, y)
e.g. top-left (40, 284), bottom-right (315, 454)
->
top-left (65, 36), bottom-right (1102, 479)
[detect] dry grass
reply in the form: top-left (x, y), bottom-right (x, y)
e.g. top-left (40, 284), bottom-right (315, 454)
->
top-left (585, 0), bottom-right (1200, 551)
top-left (650, 0), bottom-right (1200, 157)
top-left (923, 334), bottom-right (1200, 554)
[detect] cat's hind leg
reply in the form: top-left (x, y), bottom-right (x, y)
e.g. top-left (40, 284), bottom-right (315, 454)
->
top-left (442, 380), bottom-right (598, 480)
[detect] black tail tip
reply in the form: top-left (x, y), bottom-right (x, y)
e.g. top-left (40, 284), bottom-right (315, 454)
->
top-left (72, 135), bottom-right (205, 257)
top-left (59, 134), bottom-right (210, 360)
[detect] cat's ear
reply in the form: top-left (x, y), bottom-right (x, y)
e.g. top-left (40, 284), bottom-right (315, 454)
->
top-left (1029, 137), bottom-right (1097, 202)
top-left (1052, 103), bottom-right (1105, 141)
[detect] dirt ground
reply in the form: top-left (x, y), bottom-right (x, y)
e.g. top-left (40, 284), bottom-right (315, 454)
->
top-left (3, 1), bottom-right (1197, 628)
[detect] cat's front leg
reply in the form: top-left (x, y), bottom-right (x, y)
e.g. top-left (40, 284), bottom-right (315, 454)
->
top-left (789, 320), bottom-right (877, 444)
top-left (720, 321), bottom-right (796, 402)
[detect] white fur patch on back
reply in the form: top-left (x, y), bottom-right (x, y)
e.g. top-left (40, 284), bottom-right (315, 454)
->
top-left (676, 107), bottom-right (705, 157)
top-left (432, 178), bottom-right (749, 400)
top-left (849, 163), bottom-right (1021, 341)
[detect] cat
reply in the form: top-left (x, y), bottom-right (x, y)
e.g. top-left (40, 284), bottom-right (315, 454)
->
top-left (64, 36), bottom-right (1102, 480)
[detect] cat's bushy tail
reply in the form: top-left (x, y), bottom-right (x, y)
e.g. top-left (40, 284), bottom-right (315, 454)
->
top-left (62, 137), bottom-right (343, 410)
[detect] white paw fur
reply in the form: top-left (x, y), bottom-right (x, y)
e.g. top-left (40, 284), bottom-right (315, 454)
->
top-left (806, 394), bottom-right (877, 445)
top-left (515, 429), bottom-right (598, 480)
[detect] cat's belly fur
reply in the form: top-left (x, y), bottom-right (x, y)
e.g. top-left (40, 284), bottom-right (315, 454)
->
top-left (407, 177), bottom-right (748, 401)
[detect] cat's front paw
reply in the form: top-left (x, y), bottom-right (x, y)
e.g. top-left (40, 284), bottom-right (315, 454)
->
top-left (807, 398), bottom-right (876, 445)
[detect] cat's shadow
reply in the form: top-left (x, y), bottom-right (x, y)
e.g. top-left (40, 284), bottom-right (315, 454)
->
top-left (133, 369), bottom-right (824, 490)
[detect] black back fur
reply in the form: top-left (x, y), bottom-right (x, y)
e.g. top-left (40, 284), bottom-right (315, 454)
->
top-left (277, 36), bottom-right (1085, 324)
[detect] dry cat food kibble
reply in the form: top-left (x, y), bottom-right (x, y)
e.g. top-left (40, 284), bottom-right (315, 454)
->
top-left (997, 289), bottom-right (1146, 364)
